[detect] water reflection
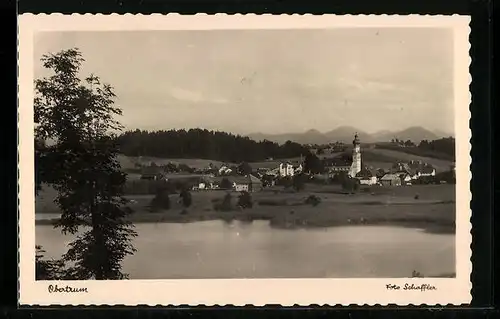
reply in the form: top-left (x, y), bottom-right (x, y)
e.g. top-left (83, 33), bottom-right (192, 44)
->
top-left (36, 220), bottom-right (455, 279)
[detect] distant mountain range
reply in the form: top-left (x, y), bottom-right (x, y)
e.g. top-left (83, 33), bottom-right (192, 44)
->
top-left (247, 126), bottom-right (454, 145)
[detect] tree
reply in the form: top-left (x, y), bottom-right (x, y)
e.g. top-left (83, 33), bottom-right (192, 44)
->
top-left (237, 191), bottom-right (253, 209)
top-left (261, 174), bottom-right (275, 187)
top-left (341, 177), bottom-right (360, 194)
top-left (180, 189), bottom-right (193, 208)
top-left (151, 188), bottom-right (171, 211)
top-left (34, 48), bottom-right (136, 280)
top-left (220, 193), bottom-right (233, 211)
top-left (36, 245), bottom-right (65, 280)
top-left (303, 152), bottom-right (324, 174)
top-left (237, 162), bottom-right (253, 176)
top-left (220, 178), bottom-right (233, 190)
top-left (292, 173), bottom-right (307, 191)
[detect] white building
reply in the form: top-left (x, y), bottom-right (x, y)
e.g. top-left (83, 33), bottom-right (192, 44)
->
top-left (279, 163), bottom-right (295, 177)
top-left (218, 165), bottom-right (233, 175)
top-left (349, 133), bottom-right (362, 178)
top-left (359, 176), bottom-right (377, 185)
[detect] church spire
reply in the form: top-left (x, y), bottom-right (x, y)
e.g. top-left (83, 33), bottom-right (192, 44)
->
top-left (353, 132), bottom-right (360, 146)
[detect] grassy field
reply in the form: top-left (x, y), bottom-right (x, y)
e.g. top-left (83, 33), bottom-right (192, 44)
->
top-left (36, 183), bottom-right (456, 234)
top-left (117, 145), bottom-right (454, 174)
top-left (363, 149), bottom-right (453, 173)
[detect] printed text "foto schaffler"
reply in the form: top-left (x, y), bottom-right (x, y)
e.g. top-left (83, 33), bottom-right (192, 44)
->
top-left (386, 284), bottom-right (437, 292)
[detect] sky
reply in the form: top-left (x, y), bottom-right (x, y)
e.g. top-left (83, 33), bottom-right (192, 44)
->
top-left (34, 28), bottom-right (454, 135)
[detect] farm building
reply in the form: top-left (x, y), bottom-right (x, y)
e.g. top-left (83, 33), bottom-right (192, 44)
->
top-left (358, 176), bottom-right (377, 185)
top-left (419, 166), bottom-right (436, 177)
top-left (230, 175), bottom-right (263, 192)
top-left (398, 172), bottom-right (413, 185)
top-left (355, 168), bottom-right (378, 186)
top-left (140, 166), bottom-right (164, 181)
top-left (380, 173), bottom-right (402, 187)
top-left (323, 156), bottom-right (352, 173)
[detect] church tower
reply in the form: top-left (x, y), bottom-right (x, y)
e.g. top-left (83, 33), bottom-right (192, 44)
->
top-left (349, 133), bottom-right (362, 177)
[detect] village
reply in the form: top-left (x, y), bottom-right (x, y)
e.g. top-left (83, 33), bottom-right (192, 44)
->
top-left (125, 133), bottom-right (456, 196)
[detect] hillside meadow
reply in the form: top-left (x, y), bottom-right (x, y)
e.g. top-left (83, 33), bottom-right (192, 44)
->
top-left (36, 183), bottom-right (456, 234)
top-left (118, 146), bottom-right (454, 174)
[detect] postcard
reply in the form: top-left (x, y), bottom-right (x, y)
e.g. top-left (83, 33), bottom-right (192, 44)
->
top-left (18, 13), bottom-right (472, 306)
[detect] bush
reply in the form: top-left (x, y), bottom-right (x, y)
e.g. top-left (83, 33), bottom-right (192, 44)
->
top-left (237, 191), bottom-right (253, 209)
top-left (276, 176), bottom-right (293, 188)
top-left (35, 245), bottom-right (65, 280)
top-left (220, 178), bottom-right (233, 190)
top-left (292, 173), bottom-right (307, 191)
top-left (305, 195), bottom-right (321, 206)
top-left (150, 189), bottom-right (171, 211)
top-left (215, 193), bottom-right (233, 211)
top-left (180, 189), bottom-right (192, 208)
top-left (341, 177), bottom-right (360, 194)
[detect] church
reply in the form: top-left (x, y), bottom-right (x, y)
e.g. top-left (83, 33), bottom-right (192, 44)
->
top-left (349, 133), bottom-right (362, 178)
top-left (323, 133), bottom-right (362, 177)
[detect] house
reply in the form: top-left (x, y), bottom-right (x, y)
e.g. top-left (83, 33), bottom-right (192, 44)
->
top-left (398, 172), bottom-right (413, 185)
top-left (380, 173), bottom-right (402, 187)
top-left (355, 168), bottom-right (378, 185)
top-left (230, 175), bottom-right (263, 192)
top-left (420, 165), bottom-right (436, 177)
top-left (279, 162), bottom-right (295, 177)
top-left (248, 174), bottom-right (264, 192)
top-left (218, 165), bottom-right (233, 176)
top-left (323, 156), bottom-right (352, 173)
top-left (140, 166), bottom-right (164, 181)
top-left (358, 176), bottom-right (377, 185)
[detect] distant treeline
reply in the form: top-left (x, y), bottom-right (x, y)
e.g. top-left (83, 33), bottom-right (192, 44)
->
top-left (116, 129), bottom-right (309, 162)
top-left (377, 137), bottom-right (455, 161)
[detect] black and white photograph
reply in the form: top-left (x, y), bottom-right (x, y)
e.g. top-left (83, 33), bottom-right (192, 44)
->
top-left (18, 14), bottom-right (472, 306)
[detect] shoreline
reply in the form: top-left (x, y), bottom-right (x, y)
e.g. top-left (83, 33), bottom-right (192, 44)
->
top-left (36, 206), bottom-right (456, 235)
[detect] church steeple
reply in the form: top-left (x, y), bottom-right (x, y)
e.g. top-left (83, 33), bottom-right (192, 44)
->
top-left (353, 132), bottom-right (360, 146)
top-left (349, 132), bottom-right (362, 178)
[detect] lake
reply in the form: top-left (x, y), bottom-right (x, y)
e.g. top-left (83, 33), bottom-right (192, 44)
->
top-left (36, 220), bottom-right (455, 279)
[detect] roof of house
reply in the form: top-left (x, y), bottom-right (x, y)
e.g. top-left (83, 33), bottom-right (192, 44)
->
top-left (421, 166), bottom-right (435, 174)
top-left (323, 157), bottom-right (352, 167)
top-left (141, 166), bottom-right (162, 175)
top-left (380, 173), bottom-right (401, 181)
top-left (248, 174), bottom-right (262, 184)
top-left (356, 168), bottom-right (374, 178)
top-left (229, 175), bottom-right (252, 185)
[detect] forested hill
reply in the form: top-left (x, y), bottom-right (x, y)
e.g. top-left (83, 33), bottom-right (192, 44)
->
top-left (116, 129), bottom-right (310, 162)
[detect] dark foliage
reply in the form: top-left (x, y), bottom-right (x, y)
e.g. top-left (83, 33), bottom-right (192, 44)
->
top-left (215, 193), bottom-right (233, 212)
top-left (116, 129), bottom-right (309, 162)
top-left (150, 189), bottom-right (171, 211)
top-left (34, 48), bottom-right (136, 280)
top-left (292, 173), bottom-right (308, 191)
top-left (305, 195), bottom-right (321, 206)
top-left (35, 245), bottom-right (65, 280)
top-left (276, 176), bottom-right (293, 188)
top-left (180, 189), bottom-right (193, 208)
top-left (237, 162), bottom-right (253, 175)
top-left (237, 191), bottom-right (253, 209)
top-left (303, 152), bottom-right (325, 174)
top-left (341, 177), bottom-right (361, 193)
top-left (219, 178), bottom-right (233, 190)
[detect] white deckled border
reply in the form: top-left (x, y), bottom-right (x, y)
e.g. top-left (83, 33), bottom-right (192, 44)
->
top-left (18, 13), bottom-right (472, 306)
